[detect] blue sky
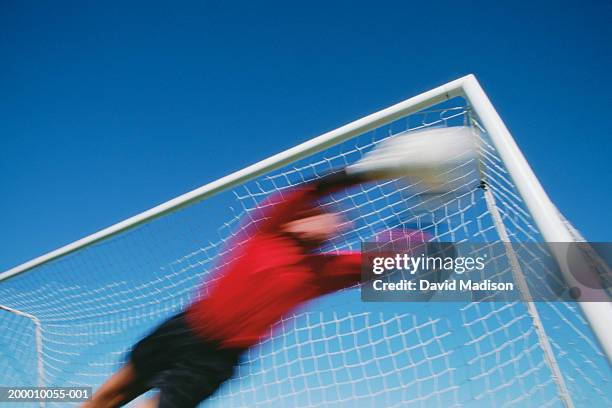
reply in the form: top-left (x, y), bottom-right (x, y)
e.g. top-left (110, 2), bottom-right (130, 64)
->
top-left (1, 0), bottom-right (611, 272)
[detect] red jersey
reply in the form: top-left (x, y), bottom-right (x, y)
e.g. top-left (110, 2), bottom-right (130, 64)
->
top-left (185, 185), bottom-right (362, 349)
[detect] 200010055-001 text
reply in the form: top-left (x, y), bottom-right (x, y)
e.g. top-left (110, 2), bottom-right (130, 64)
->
top-left (0, 387), bottom-right (92, 402)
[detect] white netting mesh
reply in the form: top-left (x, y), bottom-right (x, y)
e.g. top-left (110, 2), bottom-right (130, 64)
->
top-left (0, 99), bottom-right (610, 407)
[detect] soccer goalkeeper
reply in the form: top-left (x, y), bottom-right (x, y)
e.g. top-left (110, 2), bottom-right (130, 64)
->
top-left (84, 126), bottom-right (472, 407)
top-left (84, 169), bottom-right (385, 408)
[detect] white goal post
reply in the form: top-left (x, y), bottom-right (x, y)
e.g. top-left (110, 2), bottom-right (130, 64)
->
top-left (1, 74), bottom-right (610, 407)
top-left (0, 305), bottom-right (45, 408)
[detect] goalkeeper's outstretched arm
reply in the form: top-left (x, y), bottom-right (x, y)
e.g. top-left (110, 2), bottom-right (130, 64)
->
top-left (252, 168), bottom-right (373, 235)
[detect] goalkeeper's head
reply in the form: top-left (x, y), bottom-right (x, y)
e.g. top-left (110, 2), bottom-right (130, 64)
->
top-left (281, 207), bottom-right (345, 246)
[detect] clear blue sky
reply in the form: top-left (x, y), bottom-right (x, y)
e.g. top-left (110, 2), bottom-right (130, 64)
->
top-left (1, 0), bottom-right (611, 272)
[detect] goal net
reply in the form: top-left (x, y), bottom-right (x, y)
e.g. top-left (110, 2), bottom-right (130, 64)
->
top-left (1, 76), bottom-right (610, 407)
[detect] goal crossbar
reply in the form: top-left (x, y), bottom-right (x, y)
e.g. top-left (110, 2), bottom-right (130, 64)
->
top-left (0, 75), bottom-right (467, 282)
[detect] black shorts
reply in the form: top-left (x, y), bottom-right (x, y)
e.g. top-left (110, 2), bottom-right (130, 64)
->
top-left (129, 311), bottom-right (243, 408)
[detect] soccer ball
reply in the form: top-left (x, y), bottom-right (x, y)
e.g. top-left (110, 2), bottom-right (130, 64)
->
top-left (346, 126), bottom-right (478, 193)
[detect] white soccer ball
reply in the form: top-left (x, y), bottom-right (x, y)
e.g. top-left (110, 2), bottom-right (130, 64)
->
top-left (347, 126), bottom-right (478, 193)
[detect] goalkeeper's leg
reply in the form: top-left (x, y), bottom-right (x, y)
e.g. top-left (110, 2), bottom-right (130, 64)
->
top-left (85, 312), bottom-right (242, 408)
top-left (82, 363), bottom-right (148, 407)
